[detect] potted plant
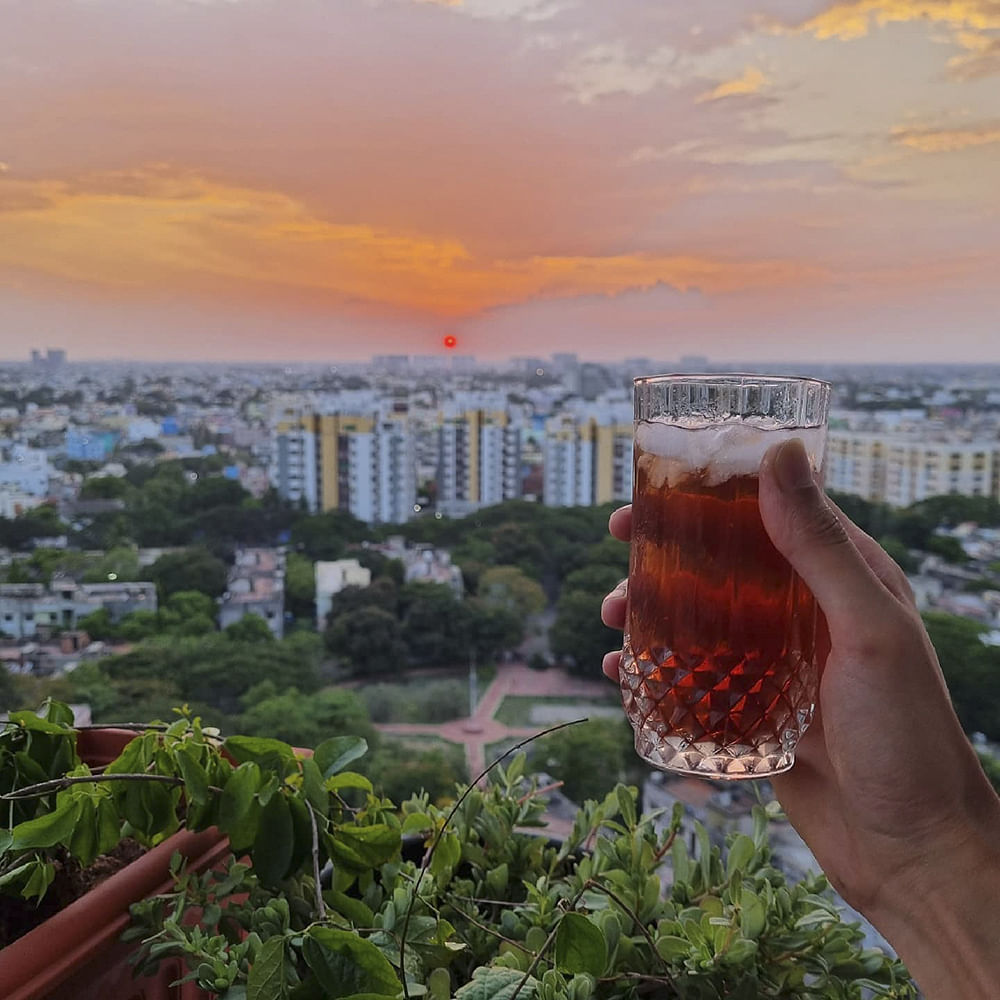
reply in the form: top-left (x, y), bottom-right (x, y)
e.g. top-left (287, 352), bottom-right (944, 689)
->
top-left (0, 702), bottom-right (233, 999)
top-left (3, 702), bottom-right (917, 999)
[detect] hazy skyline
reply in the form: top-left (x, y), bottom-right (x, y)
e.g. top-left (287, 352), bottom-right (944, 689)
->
top-left (1, 0), bottom-right (998, 363)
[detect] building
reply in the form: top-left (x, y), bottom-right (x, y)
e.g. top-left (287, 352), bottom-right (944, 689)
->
top-left (0, 445), bottom-right (50, 496)
top-left (65, 427), bottom-right (117, 462)
top-left (374, 537), bottom-right (464, 595)
top-left (269, 394), bottom-right (416, 524)
top-left (0, 581), bottom-right (157, 640)
top-left (542, 401), bottom-right (633, 507)
top-left (826, 429), bottom-right (1000, 506)
top-left (217, 548), bottom-right (286, 638)
top-left (315, 559), bottom-right (372, 629)
top-left (436, 393), bottom-right (522, 516)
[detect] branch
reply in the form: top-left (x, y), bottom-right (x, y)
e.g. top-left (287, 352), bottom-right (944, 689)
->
top-left (587, 881), bottom-right (678, 993)
top-left (1, 772), bottom-right (225, 801)
top-left (1, 772), bottom-right (185, 800)
top-left (398, 718), bottom-right (587, 1000)
top-left (307, 801), bottom-right (327, 920)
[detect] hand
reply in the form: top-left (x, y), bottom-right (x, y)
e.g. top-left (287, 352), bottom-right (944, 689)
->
top-left (601, 438), bottom-right (1000, 998)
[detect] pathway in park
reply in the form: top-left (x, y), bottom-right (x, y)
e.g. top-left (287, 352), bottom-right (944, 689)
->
top-left (376, 662), bottom-right (613, 781)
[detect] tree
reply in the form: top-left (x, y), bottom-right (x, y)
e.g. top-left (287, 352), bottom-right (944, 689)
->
top-left (285, 552), bottom-right (317, 621)
top-left (926, 535), bottom-right (969, 564)
top-left (399, 583), bottom-right (470, 667)
top-left (147, 547), bottom-right (228, 600)
top-left (79, 476), bottom-right (130, 500)
top-left (118, 609), bottom-right (162, 642)
top-left (238, 682), bottom-right (374, 748)
top-left (477, 566), bottom-right (546, 620)
top-left (224, 614), bottom-right (275, 644)
top-left (550, 589), bottom-right (622, 676)
top-left (325, 606), bottom-right (407, 678)
top-left (81, 546), bottom-right (142, 584)
top-left (291, 510), bottom-right (370, 561)
top-left (534, 719), bottom-right (632, 804)
top-left (77, 607), bottom-right (116, 641)
top-left (924, 612), bottom-right (1000, 740)
top-left (364, 741), bottom-right (466, 804)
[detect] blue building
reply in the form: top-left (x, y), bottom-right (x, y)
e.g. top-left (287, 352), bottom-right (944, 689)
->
top-left (65, 428), bottom-right (117, 461)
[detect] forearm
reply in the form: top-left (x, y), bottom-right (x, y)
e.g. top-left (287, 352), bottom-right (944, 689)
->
top-left (869, 799), bottom-right (1000, 999)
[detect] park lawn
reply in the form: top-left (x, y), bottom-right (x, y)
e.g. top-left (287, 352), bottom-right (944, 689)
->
top-left (493, 693), bottom-right (621, 728)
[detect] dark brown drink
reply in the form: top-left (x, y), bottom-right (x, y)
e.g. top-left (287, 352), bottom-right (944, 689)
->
top-left (621, 421), bottom-right (825, 778)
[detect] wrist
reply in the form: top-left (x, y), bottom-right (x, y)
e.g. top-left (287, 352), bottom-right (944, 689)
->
top-left (868, 790), bottom-right (1000, 999)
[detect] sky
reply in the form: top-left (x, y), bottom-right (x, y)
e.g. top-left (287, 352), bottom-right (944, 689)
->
top-left (0, 0), bottom-right (998, 364)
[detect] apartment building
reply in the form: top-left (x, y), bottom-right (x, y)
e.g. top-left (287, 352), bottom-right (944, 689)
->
top-left (0, 581), bottom-right (158, 640)
top-left (826, 428), bottom-right (1000, 506)
top-left (543, 400), bottom-right (633, 507)
top-left (270, 393), bottom-right (416, 524)
top-left (217, 548), bottom-right (286, 639)
top-left (437, 393), bottom-right (522, 516)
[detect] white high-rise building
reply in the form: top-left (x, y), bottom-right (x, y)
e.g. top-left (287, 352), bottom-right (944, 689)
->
top-left (542, 399), bottom-right (633, 507)
top-left (826, 429), bottom-right (1000, 506)
top-left (437, 393), bottom-right (523, 516)
top-left (269, 394), bottom-right (415, 524)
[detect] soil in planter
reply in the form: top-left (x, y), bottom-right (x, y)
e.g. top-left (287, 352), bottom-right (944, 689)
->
top-left (0, 839), bottom-right (146, 949)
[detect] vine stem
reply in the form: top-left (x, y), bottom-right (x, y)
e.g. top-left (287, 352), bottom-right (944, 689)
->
top-left (398, 718), bottom-right (588, 1000)
top-left (0, 773), bottom-right (225, 800)
top-left (306, 801), bottom-right (327, 920)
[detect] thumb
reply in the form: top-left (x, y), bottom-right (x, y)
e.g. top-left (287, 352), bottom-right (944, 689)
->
top-left (759, 437), bottom-right (893, 636)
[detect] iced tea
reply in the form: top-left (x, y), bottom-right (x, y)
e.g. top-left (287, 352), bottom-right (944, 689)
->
top-left (621, 415), bottom-right (827, 779)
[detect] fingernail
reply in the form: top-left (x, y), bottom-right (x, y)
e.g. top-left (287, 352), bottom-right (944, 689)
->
top-left (774, 438), bottom-right (814, 492)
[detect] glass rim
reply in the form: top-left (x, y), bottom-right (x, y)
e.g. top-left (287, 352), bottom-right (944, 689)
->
top-left (633, 372), bottom-right (831, 390)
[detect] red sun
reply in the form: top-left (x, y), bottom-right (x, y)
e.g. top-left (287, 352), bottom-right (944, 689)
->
top-left (443, 335), bottom-right (458, 349)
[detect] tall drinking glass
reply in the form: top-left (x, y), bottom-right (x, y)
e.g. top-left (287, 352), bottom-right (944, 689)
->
top-left (621, 374), bottom-right (831, 779)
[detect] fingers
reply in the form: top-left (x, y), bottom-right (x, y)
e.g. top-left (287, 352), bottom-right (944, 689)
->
top-left (759, 439), bottom-right (896, 640)
top-left (826, 498), bottom-right (916, 607)
top-left (608, 505), bottom-right (631, 542)
top-left (601, 579), bottom-right (627, 628)
top-left (602, 649), bottom-right (621, 681)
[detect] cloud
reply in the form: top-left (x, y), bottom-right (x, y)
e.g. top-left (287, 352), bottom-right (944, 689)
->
top-left (947, 30), bottom-right (1000, 76)
top-left (891, 121), bottom-right (1000, 150)
top-left (0, 167), bottom-right (826, 316)
top-left (696, 66), bottom-right (769, 102)
top-left (786, 1), bottom-right (1000, 41)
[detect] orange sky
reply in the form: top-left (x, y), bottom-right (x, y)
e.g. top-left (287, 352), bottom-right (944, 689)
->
top-left (0, 0), bottom-right (998, 362)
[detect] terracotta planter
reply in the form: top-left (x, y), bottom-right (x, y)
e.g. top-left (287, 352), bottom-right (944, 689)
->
top-left (0, 729), bottom-right (231, 1000)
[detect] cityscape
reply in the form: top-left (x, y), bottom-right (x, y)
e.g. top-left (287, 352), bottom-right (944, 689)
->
top-left (2, 352), bottom-right (999, 847)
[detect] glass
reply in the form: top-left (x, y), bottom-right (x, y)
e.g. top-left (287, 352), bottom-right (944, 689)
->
top-left (621, 373), bottom-right (831, 779)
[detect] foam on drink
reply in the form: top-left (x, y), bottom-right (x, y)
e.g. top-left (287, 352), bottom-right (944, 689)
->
top-left (634, 419), bottom-right (827, 490)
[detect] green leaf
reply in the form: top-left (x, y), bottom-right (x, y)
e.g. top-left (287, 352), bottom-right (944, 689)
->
top-left (220, 762), bottom-right (261, 835)
top-left (331, 824), bottom-right (401, 872)
top-left (615, 786), bottom-right (636, 829)
top-left (454, 966), bottom-right (537, 1000)
top-left (68, 797), bottom-right (98, 866)
top-left (92, 795), bottom-right (120, 855)
top-left (252, 793), bottom-right (294, 887)
top-left (300, 757), bottom-right (327, 813)
top-left (740, 890), bottom-right (767, 940)
top-left (326, 772), bottom-right (374, 794)
top-left (42, 700), bottom-right (76, 727)
top-left (11, 798), bottom-right (82, 850)
top-left (7, 710), bottom-right (73, 735)
top-left (655, 935), bottom-right (692, 961)
top-left (0, 830), bottom-right (13, 854)
top-left (225, 736), bottom-right (297, 775)
top-left (22, 859), bottom-right (55, 901)
top-left (314, 737), bottom-right (368, 779)
top-left (302, 927), bottom-right (401, 998)
top-left (324, 890), bottom-right (375, 928)
top-left (401, 812), bottom-right (433, 836)
top-left (175, 745), bottom-right (210, 811)
top-left (726, 835), bottom-right (756, 879)
top-left (248, 936), bottom-right (287, 1000)
top-left (429, 831), bottom-right (461, 881)
top-left (554, 913), bottom-right (607, 977)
